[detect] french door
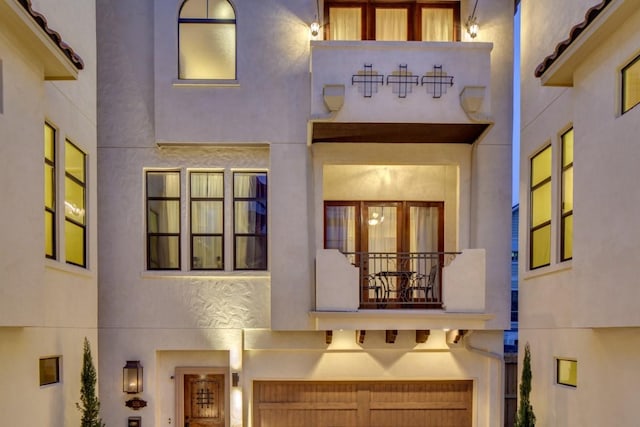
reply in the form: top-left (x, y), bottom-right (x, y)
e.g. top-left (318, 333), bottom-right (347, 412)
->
top-left (324, 200), bottom-right (443, 255)
top-left (325, 201), bottom-right (444, 305)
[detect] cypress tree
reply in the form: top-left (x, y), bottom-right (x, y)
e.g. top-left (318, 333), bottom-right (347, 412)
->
top-left (515, 342), bottom-right (536, 427)
top-left (77, 337), bottom-right (106, 427)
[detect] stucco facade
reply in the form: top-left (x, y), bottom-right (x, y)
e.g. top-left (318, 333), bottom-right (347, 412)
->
top-left (97, 0), bottom-right (512, 426)
top-left (0, 0), bottom-right (98, 425)
top-left (519, 0), bottom-right (640, 425)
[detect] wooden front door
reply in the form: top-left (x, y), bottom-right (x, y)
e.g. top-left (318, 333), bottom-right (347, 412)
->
top-left (184, 374), bottom-right (225, 427)
top-left (253, 380), bottom-right (472, 427)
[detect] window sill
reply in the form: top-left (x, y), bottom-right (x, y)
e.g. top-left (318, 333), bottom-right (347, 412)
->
top-left (141, 270), bottom-right (270, 280)
top-left (45, 258), bottom-right (94, 278)
top-left (523, 259), bottom-right (572, 281)
top-left (172, 79), bottom-right (239, 87)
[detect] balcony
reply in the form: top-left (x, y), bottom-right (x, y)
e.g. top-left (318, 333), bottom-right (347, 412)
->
top-left (312, 249), bottom-right (490, 331)
top-left (309, 40), bottom-right (493, 144)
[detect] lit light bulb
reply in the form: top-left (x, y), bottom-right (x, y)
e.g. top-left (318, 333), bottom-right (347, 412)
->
top-left (310, 21), bottom-right (320, 38)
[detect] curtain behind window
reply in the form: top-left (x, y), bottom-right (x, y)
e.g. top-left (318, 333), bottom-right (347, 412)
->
top-left (422, 8), bottom-right (454, 41)
top-left (234, 173), bottom-right (267, 269)
top-left (325, 205), bottom-right (356, 264)
top-left (191, 172), bottom-right (223, 269)
top-left (147, 172), bottom-right (180, 269)
top-left (329, 7), bottom-right (362, 40)
top-left (375, 8), bottom-right (407, 41)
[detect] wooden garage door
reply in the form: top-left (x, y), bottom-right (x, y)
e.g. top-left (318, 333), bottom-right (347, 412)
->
top-left (253, 380), bottom-right (472, 427)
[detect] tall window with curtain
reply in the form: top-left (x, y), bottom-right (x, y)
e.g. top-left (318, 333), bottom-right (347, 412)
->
top-left (329, 7), bottom-right (363, 40)
top-left (190, 171), bottom-right (224, 270)
top-left (233, 172), bottom-right (268, 270)
top-left (64, 140), bottom-right (87, 267)
top-left (179, 0), bottom-right (236, 80)
top-left (325, 203), bottom-right (358, 264)
top-left (560, 129), bottom-right (573, 261)
top-left (147, 171), bottom-right (181, 270)
top-left (530, 145), bottom-right (552, 269)
top-left (325, 1), bottom-right (459, 41)
top-left (44, 123), bottom-right (56, 259)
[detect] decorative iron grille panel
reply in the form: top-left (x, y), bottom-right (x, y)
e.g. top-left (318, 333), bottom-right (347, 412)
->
top-left (386, 64), bottom-right (419, 98)
top-left (352, 64), bottom-right (384, 98)
top-left (421, 65), bottom-right (454, 98)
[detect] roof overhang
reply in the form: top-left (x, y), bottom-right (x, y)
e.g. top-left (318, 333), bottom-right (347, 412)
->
top-left (310, 122), bottom-right (491, 144)
top-left (536, 0), bottom-right (635, 87)
top-left (0, 0), bottom-right (82, 80)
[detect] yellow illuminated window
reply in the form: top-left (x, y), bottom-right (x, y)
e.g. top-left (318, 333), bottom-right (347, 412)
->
top-left (622, 55), bottom-right (640, 114)
top-left (530, 145), bottom-right (551, 269)
top-left (65, 140), bottom-right (86, 267)
top-left (179, 0), bottom-right (236, 80)
top-left (39, 356), bottom-right (60, 386)
top-left (561, 128), bottom-right (573, 261)
top-left (557, 359), bottom-right (577, 387)
top-left (44, 123), bottom-right (56, 259)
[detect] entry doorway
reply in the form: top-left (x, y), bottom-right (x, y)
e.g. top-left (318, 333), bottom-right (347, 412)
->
top-left (175, 367), bottom-right (228, 427)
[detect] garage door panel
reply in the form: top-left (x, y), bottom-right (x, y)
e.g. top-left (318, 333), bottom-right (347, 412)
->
top-left (254, 380), bottom-right (472, 427)
top-left (259, 409), bottom-right (358, 427)
top-left (370, 409), bottom-right (471, 427)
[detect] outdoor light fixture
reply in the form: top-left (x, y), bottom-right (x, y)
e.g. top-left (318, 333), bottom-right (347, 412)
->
top-left (310, 0), bottom-right (321, 38)
top-left (123, 360), bottom-right (143, 394)
top-left (465, 0), bottom-right (480, 39)
top-left (310, 21), bottom-right (320, 38)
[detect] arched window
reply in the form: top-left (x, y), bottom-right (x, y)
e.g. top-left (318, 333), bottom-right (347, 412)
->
top-left (178, 0), bottom-right (236, 80)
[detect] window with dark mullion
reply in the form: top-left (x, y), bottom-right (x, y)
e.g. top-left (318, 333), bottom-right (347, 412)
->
top-left (44, 123), bottom-right (56, 259)
top-left (560, 129), bottom-right (573, 261)
top-left (64, 140), bottom-right (86, 267)
top-left (622, 54), bottom-right (640, 114)
top-left (146, 171), bottom-right (181, 270)
top-left (530, 145), bottom-right (552, 269)
top-left (325, 1), bottom-right (459, 41)
top-left (233, 172), bottom-right (267, 270)
top-left (190, 171), bottom-right (224, 270)
top-left (178, 0), bottom-right (236, 80)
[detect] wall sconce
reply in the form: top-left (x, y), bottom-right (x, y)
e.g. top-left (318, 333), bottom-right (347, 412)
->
top-left (232, 372), bottom-right (240, 387)
top-left (465, 0), bottom-right (479, 39)
top-left (123, 360), bottom-right (143, 394)
top-left (310, 21), bottom-right (320, 38)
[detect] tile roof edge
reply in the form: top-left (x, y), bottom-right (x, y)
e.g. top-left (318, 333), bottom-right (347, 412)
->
top-left (18, 0), bottom-right (84, 70)
top-left (534, 0), bottom-right (611, 78)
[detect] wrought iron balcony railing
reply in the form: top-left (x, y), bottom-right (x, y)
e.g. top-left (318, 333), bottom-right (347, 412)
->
top-left (342, 252), bottom-right (456, 309)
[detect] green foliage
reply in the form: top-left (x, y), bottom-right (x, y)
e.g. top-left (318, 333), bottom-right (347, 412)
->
top-left (514, 343), bottom-right (536, 427)
top-left (77, 338), bottom-right (106, 427)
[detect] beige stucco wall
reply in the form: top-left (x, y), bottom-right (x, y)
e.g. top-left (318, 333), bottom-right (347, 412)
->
top-left (97, 0), bottom-right (512, 426)
top-left (520, 1), bottom-right (640, 329)
top-left (0, 0), bottom-right (97, 425)
top-left (520, 1), bottom-right (640, 426)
